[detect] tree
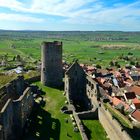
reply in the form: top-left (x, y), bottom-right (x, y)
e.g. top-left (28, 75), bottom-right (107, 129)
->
top-left (109, 61), bottom-right (114, 66)
top-left (16, 55), bottom-right (21, 61)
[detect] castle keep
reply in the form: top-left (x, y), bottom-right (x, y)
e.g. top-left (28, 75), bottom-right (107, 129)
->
top-left (41, 41), bottom-right (63, 87)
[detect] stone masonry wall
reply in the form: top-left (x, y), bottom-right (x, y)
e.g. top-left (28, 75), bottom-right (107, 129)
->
top-left (0, 76), bottom-right (34, 140)
top-left (86, 74), bottom-right (133, 140)
top-left (0, 99), bottom-right (14, 140)
top-left (13, 87), bottom-right (34, 138)
top-left (99, 104), bottom-right (132, 140)
top-left (77, 109), bottom-right (98, 120)
top-left (73, 110), bottom-right (88, 140)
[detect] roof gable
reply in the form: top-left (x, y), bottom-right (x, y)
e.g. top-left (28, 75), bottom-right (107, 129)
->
top-left (65, 61), bottom-right (85, 76)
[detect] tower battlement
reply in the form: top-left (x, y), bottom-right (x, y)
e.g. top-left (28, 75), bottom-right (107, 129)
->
top-left (42, 41), bottom-right (62, 46)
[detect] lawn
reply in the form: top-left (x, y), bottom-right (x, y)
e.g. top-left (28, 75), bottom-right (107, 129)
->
top-left (23, 82), bottom-right (82, 140)
top-left (0, 74), bottom-right (17, 88)
top-left (82, 120), bottom-right (109, 140)
top-left (23, 82), bottom-right (109, 140)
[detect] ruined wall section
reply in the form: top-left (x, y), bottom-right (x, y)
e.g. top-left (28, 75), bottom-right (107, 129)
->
top-left (0, 76), bottom-right (34, 140)
top-left (0, 76), bottom-right (24, 111)
top-left (86, 75), bottom-right (99, 108)
top-left (0, 99), bottom-right (14, 140)
top-left (13, 87), bottom-right (34, 138)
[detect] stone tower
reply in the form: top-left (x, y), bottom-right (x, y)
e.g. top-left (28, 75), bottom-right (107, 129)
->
top-left (41, 41), bottom-right (63, 87)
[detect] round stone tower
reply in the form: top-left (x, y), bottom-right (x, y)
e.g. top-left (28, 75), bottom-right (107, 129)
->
top-left (41, 41), bottom-right (63, 87)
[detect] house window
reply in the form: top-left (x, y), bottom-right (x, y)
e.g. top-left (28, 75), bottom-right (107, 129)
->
top-left (89, 82), bottom-right (91, 86)
top-left (91, 84), bottom-right (94, 90)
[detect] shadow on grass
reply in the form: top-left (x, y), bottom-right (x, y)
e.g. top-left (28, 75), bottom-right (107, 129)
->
top-left (82, 122), bottom-right (92, 140)
top-left (23, 103), bottom-right (60, 140)
top-left (46, 81), bottom-right (64, 91)
top-left (124, 127), bottom-right (140, 140)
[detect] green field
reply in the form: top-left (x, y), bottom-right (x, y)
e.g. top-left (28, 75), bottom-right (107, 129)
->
top-left (0, 31), bottom-right (140, 140)
top-left (0, 31), bottom-right (140, 68)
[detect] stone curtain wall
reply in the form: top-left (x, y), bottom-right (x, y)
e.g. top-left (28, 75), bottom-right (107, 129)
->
top-left (0, 76), bottom-right (35, 140)
top-left (0, 99), bottom-right (14, 140)
top-left (99, 104), bottom-right (132, 140)
top-left (73, 110), bottom-right (89, 140)
top-left (0, 76), bottom-right (24, 109)
top-left (86, 74), bottom-right (133, 140)
top-left (77, 109), bottom-right (98, 120)
top-left (16, 87), bottom-right (34, 128)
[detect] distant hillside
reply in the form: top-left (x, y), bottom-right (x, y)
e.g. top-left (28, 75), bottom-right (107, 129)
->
top-left (0, 30), bottom-right (140, 43)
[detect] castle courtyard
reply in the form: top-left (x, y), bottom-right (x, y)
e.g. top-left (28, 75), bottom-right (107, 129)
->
top-left (23, 82), bottom-right (108, 140)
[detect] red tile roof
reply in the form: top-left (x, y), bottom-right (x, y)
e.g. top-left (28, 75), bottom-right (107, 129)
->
top-left (129, 86), bottom-right (140, 96)
top-left (131, 110), bottom-right (140, 122)
top-left (132, 98), bottom-right (140, 109)
top-left (112, 97), bottom-right (129, 110)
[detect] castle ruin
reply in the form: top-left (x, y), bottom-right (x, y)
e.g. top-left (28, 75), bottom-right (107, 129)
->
top-left (0, 76), bottom-right (35, 140)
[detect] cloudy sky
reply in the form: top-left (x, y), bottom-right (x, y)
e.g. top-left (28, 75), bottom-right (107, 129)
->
top-left (0, 0), bottom-right (140, 31)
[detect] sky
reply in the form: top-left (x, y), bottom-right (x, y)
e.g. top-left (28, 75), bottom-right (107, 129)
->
top-left (0, 0), bottom-right (140, 31)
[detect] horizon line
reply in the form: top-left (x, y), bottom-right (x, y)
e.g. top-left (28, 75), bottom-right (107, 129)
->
top-left (0, 29), bottom-right (140, 32)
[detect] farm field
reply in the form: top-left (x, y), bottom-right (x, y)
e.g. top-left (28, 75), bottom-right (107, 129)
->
top-left (0, 31), bottom-right (140, 67)
top-left (0, 31), bottom-right (140, 140)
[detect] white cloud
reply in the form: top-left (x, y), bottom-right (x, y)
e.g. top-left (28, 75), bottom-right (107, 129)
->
top-left (0, 0), bottom-right (23, 10)
top-left (0, 0), bottom-right (96, 17)
top-left (64, 1), bottom-right (140, 30)
top-left (0, 0), bottom-right (140, 30)
top-left (0, 13), bottom-right (44, 23)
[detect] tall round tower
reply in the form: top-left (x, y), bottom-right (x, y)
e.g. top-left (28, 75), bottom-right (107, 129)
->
top-left (41, 41), bottom-right (63, 87)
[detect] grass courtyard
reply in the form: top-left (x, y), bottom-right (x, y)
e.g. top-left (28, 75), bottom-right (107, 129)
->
top-left (23, 82), bottom-right (82, 140)
top-left (82, 120), bottom-right (109, 140)
top-left (23, 82), bottom-right (108, 140)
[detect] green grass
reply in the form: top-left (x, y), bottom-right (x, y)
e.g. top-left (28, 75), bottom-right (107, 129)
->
top-left (104, 103), bottom-right (133, 129)
top-left (0, 74), bottom-right (17, 88)
top-left (82, 120), bottom-right (109, 140)
top-left (1, 36), bottom-right (140, 68)
top-left (24, 82), bottom-right (82, 140)
top-left (23, 70), bottom-right (40, 79)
